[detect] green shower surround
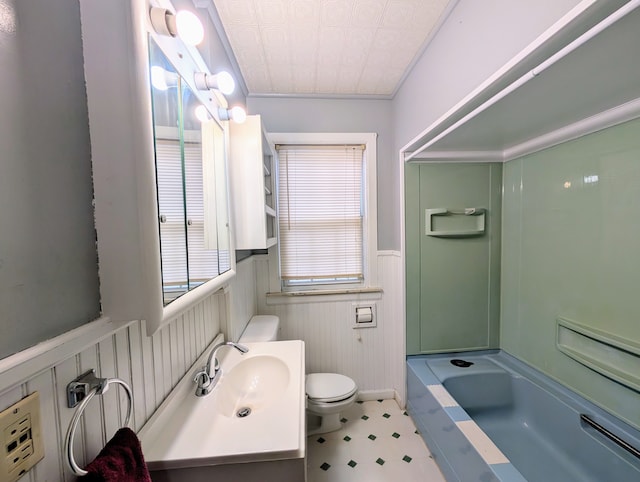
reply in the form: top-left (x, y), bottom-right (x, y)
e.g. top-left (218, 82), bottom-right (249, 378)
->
top-left (501, 117), bottom-right (640, 431)
top-left (405, 163), bottom-right (502, 355)
top-left (406, 118), bottom-right (640, 430)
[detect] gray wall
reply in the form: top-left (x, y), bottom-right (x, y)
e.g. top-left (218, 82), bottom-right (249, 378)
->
top-left (0, 0), bottom-right (244, 360)
top-left (0, 0), bottom-right (100, 359)
top-left (246, 96), bottom-right (395, 250)
top-left (393, 0), bottom-right (583, 149)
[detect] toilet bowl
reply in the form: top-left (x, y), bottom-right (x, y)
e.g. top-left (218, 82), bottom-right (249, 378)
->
top-left (306, 373), bottom-right (358, 435)
top-left (239, 315), bottom-right (358, 435)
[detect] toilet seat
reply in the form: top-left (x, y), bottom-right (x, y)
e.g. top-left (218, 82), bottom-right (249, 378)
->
top-left (306, 373), bottom-right (357, 403)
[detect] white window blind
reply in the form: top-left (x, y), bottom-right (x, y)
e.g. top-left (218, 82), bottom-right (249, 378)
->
top-left (277, 145), bottom-right (364, 284)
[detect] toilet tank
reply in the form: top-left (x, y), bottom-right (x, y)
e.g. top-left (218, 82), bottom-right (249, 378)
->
top-left (238, 315), bottom-right (280, 343)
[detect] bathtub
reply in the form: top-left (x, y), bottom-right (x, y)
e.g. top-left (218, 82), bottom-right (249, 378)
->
top-left (407, 351), bottom-right (640, 481)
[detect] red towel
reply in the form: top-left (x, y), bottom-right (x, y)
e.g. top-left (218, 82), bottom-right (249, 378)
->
top-left (81, 427), bottom-right (152, 482)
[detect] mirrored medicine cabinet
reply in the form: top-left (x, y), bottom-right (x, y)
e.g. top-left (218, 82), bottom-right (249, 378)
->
top-left (148, 39), bottom-right (231, 306)
top-left (83, 1), bottom-right (235, 337)
top-left (139, 32), bottom-right (235, 334)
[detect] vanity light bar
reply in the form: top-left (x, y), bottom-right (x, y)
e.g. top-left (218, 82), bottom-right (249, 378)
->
top-left (194, 71), bottom-right (235, 95)
top-left (219, 106), bottom-right (247, 124)
top-left (149, 7), bottom-right (204, 46)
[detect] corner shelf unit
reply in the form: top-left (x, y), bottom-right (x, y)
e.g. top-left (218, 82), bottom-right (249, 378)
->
top-left (229, 114), bottom-right (278, 250)
top-left (403, 0), bottom-right (640, 163)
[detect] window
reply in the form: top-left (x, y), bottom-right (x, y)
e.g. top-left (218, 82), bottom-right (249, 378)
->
top-left (274, 133), bottom-right (377, 290)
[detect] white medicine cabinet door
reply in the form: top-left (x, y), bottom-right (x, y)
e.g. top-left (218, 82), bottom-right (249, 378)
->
top-left (229, 114), bottom-right (278, 250)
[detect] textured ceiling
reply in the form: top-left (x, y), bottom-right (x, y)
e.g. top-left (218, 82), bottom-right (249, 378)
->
top-left (211, 0), bottom-right (450, 97)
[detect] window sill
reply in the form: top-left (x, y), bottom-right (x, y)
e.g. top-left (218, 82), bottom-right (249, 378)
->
top-left (265, 287), bottom-right (383, 305)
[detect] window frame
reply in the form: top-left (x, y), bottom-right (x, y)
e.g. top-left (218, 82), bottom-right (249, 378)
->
top-left (270, 132), bottom-right (378, 293)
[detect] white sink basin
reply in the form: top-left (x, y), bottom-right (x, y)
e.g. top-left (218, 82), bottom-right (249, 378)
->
top-left (215, 355), bottom-right (290, 417)
top-left (138, 338), bottom-right (305, 472)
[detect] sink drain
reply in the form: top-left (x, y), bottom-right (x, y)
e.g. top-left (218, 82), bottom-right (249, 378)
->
top-left (236, 407), bottom-right (251, 418)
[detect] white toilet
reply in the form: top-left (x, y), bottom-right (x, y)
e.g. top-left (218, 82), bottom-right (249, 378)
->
top-left (305, 372), bottom-right (358, 435)
top-left (239, 315), bottom-right (358, 435)
top-left (238, 314), bottom-right (281, 342)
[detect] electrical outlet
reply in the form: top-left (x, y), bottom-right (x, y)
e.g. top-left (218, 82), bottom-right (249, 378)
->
top-left (0, 392), bottom-right (44, 482)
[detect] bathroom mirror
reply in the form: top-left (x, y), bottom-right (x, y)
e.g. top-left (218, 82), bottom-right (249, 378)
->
top-left (80, 1), bottom-right (235, 338)
top-left (143, 36), bottom-right (234, 328)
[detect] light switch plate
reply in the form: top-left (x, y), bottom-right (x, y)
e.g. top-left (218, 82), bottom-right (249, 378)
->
top-left (0, 392), bottom-right (44, 482)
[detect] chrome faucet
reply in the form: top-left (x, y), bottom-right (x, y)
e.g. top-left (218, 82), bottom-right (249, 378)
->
top-left (192, 341), bottom-right (249, 397)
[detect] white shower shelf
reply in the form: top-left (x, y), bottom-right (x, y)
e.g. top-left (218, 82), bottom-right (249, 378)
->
top-left (425, 208), bottom-right (486, 238)
top-left (404, 0), bottom-right (640, 163)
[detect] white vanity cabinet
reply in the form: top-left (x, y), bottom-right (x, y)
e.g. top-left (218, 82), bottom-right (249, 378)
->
top-left (229, 115), bottom-right (278, 250)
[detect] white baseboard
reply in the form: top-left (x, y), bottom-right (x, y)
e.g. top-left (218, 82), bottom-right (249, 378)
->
top-left (357, 389), bottom-right (395, 401)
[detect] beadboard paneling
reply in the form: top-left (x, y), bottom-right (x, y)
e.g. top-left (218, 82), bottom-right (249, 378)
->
top-left (0, 292), bottom-right (223, 481)
top-left (255, 251), bottom-right (406, 404)
top-left (0, 252), bottom-right (404, 480)
top-left (227, 257), bottom-right (258, 342)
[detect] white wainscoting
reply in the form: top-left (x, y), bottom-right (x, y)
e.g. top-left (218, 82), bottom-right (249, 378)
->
top-left (0, 293), bottom-right (223, 482)
top-left (255, 251), bottom-right (406, 404)
top-left (226, 256), bottom-right (258, 342)
top-left (0, 251), bottom-right (405, 480)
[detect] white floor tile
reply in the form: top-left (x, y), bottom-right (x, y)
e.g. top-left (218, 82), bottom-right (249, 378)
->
top-left (307, 400), bottom-right (445, 482)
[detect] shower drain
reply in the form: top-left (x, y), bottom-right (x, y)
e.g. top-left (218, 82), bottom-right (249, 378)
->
top-left (450, 359), bottom-right (474, 368)
top-left (236, 407), bottom-right (251, 418)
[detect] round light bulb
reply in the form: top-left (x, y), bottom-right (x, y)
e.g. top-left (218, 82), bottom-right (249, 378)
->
top-left (175, 10), bottom-right (204, 46)
top-left (195, 105), bottom-right (210, 123)
top-left (151, 66), bottom-right (169, 91)
top-left (216, 71), bottom-right (235, 95)
top-left (230, 106), bottom-right (246, 123)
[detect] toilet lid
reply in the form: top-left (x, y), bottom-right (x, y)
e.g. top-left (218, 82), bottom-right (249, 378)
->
top-left (306, 373), bottom-right (357, 403)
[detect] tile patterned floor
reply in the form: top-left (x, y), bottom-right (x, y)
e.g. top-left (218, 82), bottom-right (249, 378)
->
top-left (307, 399), bottom-right (446, 482)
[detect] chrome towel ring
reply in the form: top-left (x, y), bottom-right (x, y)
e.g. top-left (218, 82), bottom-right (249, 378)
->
top-left (64, 370), bottom-right (133, 476)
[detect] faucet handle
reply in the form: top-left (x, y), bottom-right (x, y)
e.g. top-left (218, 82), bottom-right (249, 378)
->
top-left (193, 368), bottom-right (210, 386)
top-left (235, 343), bottom-right (249, 353)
